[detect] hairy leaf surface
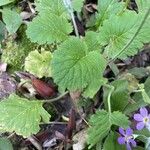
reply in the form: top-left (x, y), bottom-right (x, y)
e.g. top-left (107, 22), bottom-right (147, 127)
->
top-left (88, 110), bottom-right (129, 148)
top-left (35, 0), bottom-right (66, 16)
top-left (96, 0), bottom-right (124, 27)
top-left (26, 13), bottom-right (72, 44)
top-left (72, 0), bottom-right (84, 12)
top-left (0, 0), bottom-right (14, 6)
top-left (0, 94), bottom-right (50, 137)
top-left (52, 34), bottom-right (107, 98)
top-left (99, 11), bottom-right (150, 59)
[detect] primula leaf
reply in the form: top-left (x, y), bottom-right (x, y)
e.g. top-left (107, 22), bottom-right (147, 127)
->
top-left (25, 50), bottom-right (52, 78)
top-left (0, 0), bottom-right (15, 6)
top-left (26, 0), bottom-right (72, 44)
top-left (0, 94), bottom-right (50, 137)
top-left (96, 0), bottom-right (124, 27)
top-left (88, 110), bottom-right (111, 148)
top-left (88, 110), bottom-right (130, 148)
top-left (136, 0), bottom-right (150, 13)
top-left (26, 13), bottom-right (72, 44)
top-left (99, 10), bottom-right (150, 59)
top-left (72, 0), bottom-right (84, 12)
top-left (52, 35), bottom-right (107, 98)
top-left (2, 9), bottom-right (22, 34)
top-left (110, 111), bottom-right (130, 128)
top-left (35, 0), bottom-right (66, 16)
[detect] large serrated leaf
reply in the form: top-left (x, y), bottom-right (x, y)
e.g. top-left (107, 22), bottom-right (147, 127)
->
top-left (51, 35), bottom-right (107, 98)
top-left (26, 13), bottom-right (72, 44)
top-left (0, 0), bottom-right (14, 6)
top-left (99, 11), bottom-right (150, 59)
top-left (88, 110), bottom-right (111, 148)
top-left (25, 50), bottom-right (52, 78)
top-left (96, 0), bottom-right (124, 27)
top-left (88, 110), bottom-right (130, 148)
top-left (110, 111), bottom-right (130, 128)
top-left (0, 94), bottom-right (50, 137)
top-left (35, 0), bottom-right (66, 16)
top-left (72, 0), bottom-right (84, 12)
top-left (2, 9), bottom-right (22, 34)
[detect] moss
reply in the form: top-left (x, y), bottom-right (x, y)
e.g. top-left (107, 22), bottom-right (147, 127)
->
top-left (1, 25), bottom-right (36, 72)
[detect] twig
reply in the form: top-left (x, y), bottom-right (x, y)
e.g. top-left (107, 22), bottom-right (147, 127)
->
top-left (109, 8), bottom-right (150, 64)
top-left (28, 136), bottom-right (42, 150)
top-left (42, 91), bottom-right (69, 103)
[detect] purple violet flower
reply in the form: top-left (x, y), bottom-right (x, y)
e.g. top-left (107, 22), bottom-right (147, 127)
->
top-left (118, 127), bottom-right (136, 150)
top-left (134, 107), bottom-right (150, 130)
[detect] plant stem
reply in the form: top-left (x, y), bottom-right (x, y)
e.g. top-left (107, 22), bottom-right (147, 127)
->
top-left (70, 11), bottom-right (80, 37)
top-left (42, 91), bottom-right (69, 103)
top-left (63, 0), bottom-right (79, 37)
top-left (104, 84), bottom-right (114, 114)
top-left (109, 8), bottom-right (150, 63)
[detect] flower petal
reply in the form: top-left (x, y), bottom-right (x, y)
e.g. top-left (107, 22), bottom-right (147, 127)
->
top-left (140, 107), bottom-right (148, 117)
top-left (129, 139), bottom-right (137, 147)
top-left (134, 114), bottom-right (143, 121)
top-left (118, 137), bottom-right (125, 145)
top-left (126, 143), bottom-right (132, 150)
top-left (119, 127), bottom-right (125, 135)
top-left (126, 128), bottom-right (133, 136)
top-left (136, 122), bottom-right (145, 130)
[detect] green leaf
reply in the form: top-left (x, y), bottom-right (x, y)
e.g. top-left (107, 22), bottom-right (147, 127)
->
top-left (96, 0), bottom-right (124, 27)
top-left (0, 138), bottom-right (13, 150)
top-left (2, 9), bottom-right (22, 34)
top-left (88, 110), bottom-right (111, 148)
top-left (72, 0), bottom-right (84, 12)
top-left (83, 31), bottom-right (102, 52)
top-left (104, 80), bottom-right (129, 111)
top-left (141, 88), bottom-right (150, 104)
top-left (0, 0), bottom-right (14, 6)
top-left (136, 0), bottom-right (150, 13)
top-left (99, 10), bottom-right (150, 59)
top-left (103, 131), bottom-right (126, 150)
top-left (88, 110), bottom-right (130, 148)
top-left (52, 35), bottom-right (107, 98)
top-left (26, 13), bottom-right (72, 44)
top-left (128, 67), bottom-right (150, 79)
top-left (110, 111), bottom-right (130, 128)
top-left (26, 0), bottom-right (72, 44)
top-left (35, 0), bottom-right (67, 16)
top-left (124, 77), bottom-right (150, 114)
top-left (0, 94), bottom-right (50, 137)
top-left (25, 50), bottom-right (52, 78)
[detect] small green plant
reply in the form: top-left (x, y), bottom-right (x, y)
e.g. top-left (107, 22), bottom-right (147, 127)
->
top-left (0, 0), bottom-right (150, 149)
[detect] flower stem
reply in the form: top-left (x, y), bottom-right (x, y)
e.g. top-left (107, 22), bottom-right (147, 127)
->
top-left (109, 8), bottom-right (150, 63)
top-left (42, 91), bottom-right (69, 103)
top-left (63, 0), bottom-right (79, 37)
top-left (104, 84), bottom-right (114, 114)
